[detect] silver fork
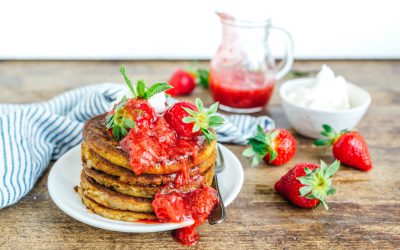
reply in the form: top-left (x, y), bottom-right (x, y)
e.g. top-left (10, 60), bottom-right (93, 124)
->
top-left (208, 144), bottom-right (226, 225)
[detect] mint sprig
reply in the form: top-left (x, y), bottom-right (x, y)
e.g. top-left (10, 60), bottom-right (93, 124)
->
top-left (297, 160), bottom-right (340, 210)
top-left (119, 65), bottom-right (172, 100)
top-left (182, 98), bottom-right (225, 143)
top-left (106, 66), bottom-right (172, 140)
top-left (242, 125), bottom-right (280, 166)
top-left (106, 96), bottom-right (136, 140)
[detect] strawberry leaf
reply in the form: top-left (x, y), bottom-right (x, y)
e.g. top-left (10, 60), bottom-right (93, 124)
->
top-left (196, 69), bottom-right (209, 88)
top-left (243, 126), bottom-right (281, 166)
top-left (181, 98), bottom-right (224, 144)
top-left (297, 160), bottom-right (340, 210)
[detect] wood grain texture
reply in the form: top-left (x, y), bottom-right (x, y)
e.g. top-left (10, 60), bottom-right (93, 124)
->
top-left (0, 60), bottom-right (399, 249)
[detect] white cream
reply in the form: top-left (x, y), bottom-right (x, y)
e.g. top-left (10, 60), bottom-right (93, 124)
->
top-left (286, 65), bottom-right (350, 111)
top-left (110, 86), bottom-right (167, 113)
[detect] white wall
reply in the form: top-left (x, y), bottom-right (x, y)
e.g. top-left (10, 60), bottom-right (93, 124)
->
top-left (0, 0), bottom-right (399, 60)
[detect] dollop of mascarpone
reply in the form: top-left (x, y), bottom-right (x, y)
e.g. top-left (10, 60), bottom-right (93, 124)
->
top-left (286, 65), bottom-right (350, 111)
top-left (111, 86), bottom-right (167, 113)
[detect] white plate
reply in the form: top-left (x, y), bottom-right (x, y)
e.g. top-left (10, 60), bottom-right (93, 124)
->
top-left (48, 143), bottom-right (243, 233)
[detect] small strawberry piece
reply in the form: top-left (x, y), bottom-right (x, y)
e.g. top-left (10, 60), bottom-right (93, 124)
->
top-left (152, 185), bottom-right (219, 246)
top-left (314, 124), bottom-right (372, 171)
top-left (152, 192), bottom-right (187, 222)
top-left (164, 101), bottom-right (199, 138)
top-left (275, 160), bottom-right (340, 210)
top-left (243, 126), bottom-right (297, 166)
top-left (166, 69), bottom-right (196, 96)
top-left (124, 98), bottom-right (157, 129)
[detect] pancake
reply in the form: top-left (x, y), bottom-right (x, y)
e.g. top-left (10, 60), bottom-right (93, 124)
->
top-left (80, 173), bottom-right (154, 212)
top-left (83, 163), bottom-right (215, 198)
top-left (79, 188), bottom-right (157, 221)
top-left (82, 142), bottom-right (217, 187)
top-left (80, 166), bottom-right (215, 213)
top-left (83, 114), bottom-right (216, 175)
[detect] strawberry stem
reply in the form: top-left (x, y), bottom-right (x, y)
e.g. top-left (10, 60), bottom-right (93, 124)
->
top-left (314, 124), bottom-right (349, 146)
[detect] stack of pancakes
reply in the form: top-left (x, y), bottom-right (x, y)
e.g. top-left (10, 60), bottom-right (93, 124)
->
top-left (78, 114), bottom-right (217, 221)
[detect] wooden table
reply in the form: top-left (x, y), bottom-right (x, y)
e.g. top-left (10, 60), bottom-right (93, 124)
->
top-left (0, 60), bottom-right (399, 249)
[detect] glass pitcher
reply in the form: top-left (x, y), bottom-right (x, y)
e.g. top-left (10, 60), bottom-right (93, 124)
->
top-left (210, 12), bottom-right (294, 113)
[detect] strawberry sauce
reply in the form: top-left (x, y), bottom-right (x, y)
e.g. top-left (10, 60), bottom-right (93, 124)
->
top-left (209, 68), bottom-right (274, 109)
top-left (152, 174), bottom-right (219, 246)
top-left (118, 111), bottom-right (219, 246)
top-left (119, 117), bottom-right (203, 175)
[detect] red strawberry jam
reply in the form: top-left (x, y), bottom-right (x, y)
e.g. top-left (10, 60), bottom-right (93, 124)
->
top-left (152, 181), bottom-right (219, 246)
top-left (118, 100), bottom-right (219, 246)
top-left (119, 117), bottom-right (204, 175)
top-left (209, 68), bottom-right (275, 109)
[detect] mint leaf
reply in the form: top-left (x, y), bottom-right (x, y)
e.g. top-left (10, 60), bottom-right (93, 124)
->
top-left (143, 83), bottom-right (172, 100)
top-left (119, 65), bottom-right (136, 97)
top-left (136, 79), bottom-right (146, 98)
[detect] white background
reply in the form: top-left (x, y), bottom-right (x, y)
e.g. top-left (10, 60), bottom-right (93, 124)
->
top-left (0, 0), bottom-right (399, 60)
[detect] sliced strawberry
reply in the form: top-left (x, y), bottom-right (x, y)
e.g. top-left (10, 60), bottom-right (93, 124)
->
top-left (275, 160), bottom-right (340, 210)
top-left (314, 124), bottom-right (372, 171)
top-left (166, 70), bottom-right (196, 96)
top-left (243, 126), bottom-right (297, 166)
top-left (152, 192), bottom-right (187, 223)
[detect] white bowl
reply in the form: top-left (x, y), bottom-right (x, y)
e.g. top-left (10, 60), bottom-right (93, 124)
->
top-left (279, 78), bottom-right (371, 139)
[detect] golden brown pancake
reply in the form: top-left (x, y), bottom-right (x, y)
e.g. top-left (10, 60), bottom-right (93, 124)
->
top-left (83, 114), bottom-right (216, 175)
top-left (80, 168), bottom-right (214, 213)
top-left (82, 142), bottom-right (217, 187)
top-left (83, 163), bottom-right (215, 198)
top-left (78, 188), bottom-right (157, 221)
top-left (80, 173), bottom-right (154, 212)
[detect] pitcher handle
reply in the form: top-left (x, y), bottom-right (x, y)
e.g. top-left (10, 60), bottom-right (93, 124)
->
top-left (269, 26), bottom-right (294, 80)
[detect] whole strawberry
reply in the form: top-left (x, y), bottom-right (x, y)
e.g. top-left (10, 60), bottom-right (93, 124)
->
top-left (166, 69), bottom-right (210, 96)
top-left (164, 98), bottom-right (224, 142)
top-left (167, 70), bottom-right (196, 96)
top-left (314, 124), bottom-right (372, 171)
top-left (243, 126), bottom-right (297, 166)
top-left (275, 160), bottom-right (340, 210)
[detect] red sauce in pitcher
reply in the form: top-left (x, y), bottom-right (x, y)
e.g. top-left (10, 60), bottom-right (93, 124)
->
top-left (210, 68), bottom-right (274, 110)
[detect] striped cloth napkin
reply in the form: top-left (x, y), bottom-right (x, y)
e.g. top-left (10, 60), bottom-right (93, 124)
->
top-left (0, 83), bottom-right (274, 209)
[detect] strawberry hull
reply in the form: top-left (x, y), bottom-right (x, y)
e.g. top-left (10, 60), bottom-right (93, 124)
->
top-left (274, 163), bottom-right (320, 208)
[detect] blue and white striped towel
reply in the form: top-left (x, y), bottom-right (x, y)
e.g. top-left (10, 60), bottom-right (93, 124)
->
top-left (0, 83), bottom-right (274, 209)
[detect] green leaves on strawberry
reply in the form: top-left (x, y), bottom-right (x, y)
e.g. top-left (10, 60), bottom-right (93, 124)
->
top-left (314, 124), bottom-right (372, 171)
top-left (181, 98), bottom-right (225, 143)
top-left (106, 96), bottom-right (136, 140)
top-left (313, 124), bottom-right (349, 146)
top-left (119, 65), bottom-right (173, 100)
top-left (297, 160), bottom-right (340, 210)
top-left (243, 126), bottom-right (279, 166)
top-left (194, 69), bottom-right (210, 89)
top-left (243, 126), bottom-right (297, 166)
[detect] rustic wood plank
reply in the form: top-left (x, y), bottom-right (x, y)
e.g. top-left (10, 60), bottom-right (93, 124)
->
top-left (0, 60), bottom-right (399, 249)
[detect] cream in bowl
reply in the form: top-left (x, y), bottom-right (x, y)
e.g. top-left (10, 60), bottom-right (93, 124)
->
top-left (279, 65), bottom-right (371, 139)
